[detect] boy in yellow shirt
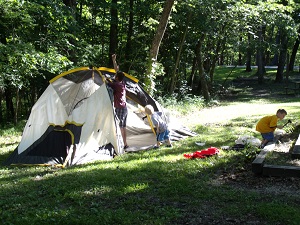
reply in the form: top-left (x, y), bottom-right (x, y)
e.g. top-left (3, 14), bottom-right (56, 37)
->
top-left (256, 109), bottom-right (287, 148)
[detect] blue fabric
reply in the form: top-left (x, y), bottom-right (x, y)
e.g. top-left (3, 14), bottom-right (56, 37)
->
top-left (156, 130), bottom-right (170, 142)
top-left (261, 132), bottom-right (274, 141)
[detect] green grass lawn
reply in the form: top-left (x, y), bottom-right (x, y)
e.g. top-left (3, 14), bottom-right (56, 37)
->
top-left (1, 67), bottom-right (300, 225)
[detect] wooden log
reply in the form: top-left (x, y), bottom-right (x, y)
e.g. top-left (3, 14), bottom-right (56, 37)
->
top-left (263, 164), bottom-right (300, 177)
top-left (252, 142), bottom-right (275, 174)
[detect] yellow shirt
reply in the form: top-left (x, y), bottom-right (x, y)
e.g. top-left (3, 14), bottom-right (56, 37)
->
top-left (256, 115), bottom-right (278, 133)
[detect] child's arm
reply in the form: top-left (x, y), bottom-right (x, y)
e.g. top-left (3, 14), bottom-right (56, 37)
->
top-left (111, 54), bottom-right (119, 71)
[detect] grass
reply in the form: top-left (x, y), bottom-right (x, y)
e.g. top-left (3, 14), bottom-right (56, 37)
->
top-left (1, 67), bottom-right (300, 224)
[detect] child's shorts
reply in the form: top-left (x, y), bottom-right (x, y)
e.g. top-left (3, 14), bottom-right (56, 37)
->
top-left (157, 130), bottom-right (170, 142)
top-left (261, 132), bottom-right (274, 142)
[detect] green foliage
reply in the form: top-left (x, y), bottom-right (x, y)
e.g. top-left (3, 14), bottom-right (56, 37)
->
top-left (1, 0), bottom-right (300, 123)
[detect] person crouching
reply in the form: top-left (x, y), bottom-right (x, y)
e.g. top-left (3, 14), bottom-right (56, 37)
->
top-left (144, 105), bottom-right (172, 149)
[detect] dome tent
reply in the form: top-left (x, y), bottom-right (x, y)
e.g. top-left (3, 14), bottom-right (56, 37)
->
top-left (3, 67), bottom-right (196, 167)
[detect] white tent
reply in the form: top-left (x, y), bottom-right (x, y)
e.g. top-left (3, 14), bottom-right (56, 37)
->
top-left (3, 67), bottom-right (196, 167)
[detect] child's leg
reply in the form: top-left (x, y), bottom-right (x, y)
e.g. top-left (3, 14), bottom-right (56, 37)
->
top-left (166, 139), bottom-right (172, 147)
top-left (156, 140), bottom-right (161, 147)
top-left (155, 132), bottom-right (163, 148)
top-left (164, 130), bottom-right (172, 147)
top-left (261, 139), bottom-right (269, 146)
top-left (260, 132), bottom-right (274, 147)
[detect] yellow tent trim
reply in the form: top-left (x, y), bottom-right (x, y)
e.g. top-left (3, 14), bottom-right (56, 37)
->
top-left (50, 67), bottom-right (105, 83)
top-left (53, 129), bottom-right (75, 146)
top-left (49, 120), bottom-right (84, 127)
top-left (98, 67), bottom-right (139, 83)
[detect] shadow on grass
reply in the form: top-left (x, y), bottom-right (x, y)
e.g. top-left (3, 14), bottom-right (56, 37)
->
top-left (1, 134), bottom-right (300, 224)
top-left (0, 146), bottom-right (266, 225)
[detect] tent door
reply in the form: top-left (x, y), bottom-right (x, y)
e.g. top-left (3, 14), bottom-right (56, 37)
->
top-left (28, 129), bottom-right (73, 161)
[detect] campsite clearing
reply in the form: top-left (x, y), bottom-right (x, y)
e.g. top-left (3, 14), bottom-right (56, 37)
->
top-left (1, 73), bottom-right (300, 224)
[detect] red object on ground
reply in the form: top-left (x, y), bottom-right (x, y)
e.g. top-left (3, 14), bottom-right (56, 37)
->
top-left (184, 147), bottom-right (220, 159)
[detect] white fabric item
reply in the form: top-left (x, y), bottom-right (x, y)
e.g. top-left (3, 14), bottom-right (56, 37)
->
top-left (235, 135), bottom-right (261, 147)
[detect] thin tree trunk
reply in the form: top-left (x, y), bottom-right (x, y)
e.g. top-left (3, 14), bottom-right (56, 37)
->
top-left (238, 37), bottom-right (243, 66)
top-left (256, 25), bottom-right (266, 84)
top-left (145, 0), bottom-right (175, 94)
top-left (289, 34), bottom-right (299, 72)
top-left (109, 0), bottom-right (118, 68)
top-left (124, 0), bottom-right (134, 72)
top-left (209, 30), bottom-right (225, 84)
top-left (195, 35), bottom-right (210, 101)
top-left (245, 34), bottom-right (252, 72)
top-left (169, 11), bottom-right (191, 94)
top-left (275, 30), bottom-right (288, 83)
top-left (271, 31), bottom-right (280, 66)
top-left (14, 89), bottom-right (19, 125)
top-left (189, 57), bottom-right (197, 91)
top-left (286, 53), bottom-right (290, 81)
top-left (4, 85), bottom-right (14, 122)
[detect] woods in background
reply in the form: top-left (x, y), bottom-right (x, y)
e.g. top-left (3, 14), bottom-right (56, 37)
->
top-left (0, 0), bottom-right (299, 124)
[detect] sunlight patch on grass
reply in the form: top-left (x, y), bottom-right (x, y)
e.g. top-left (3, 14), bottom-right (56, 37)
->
top-left (123, 182), bottom-right (149, 193)
top-left (83, 186), bottom-right (113, 196)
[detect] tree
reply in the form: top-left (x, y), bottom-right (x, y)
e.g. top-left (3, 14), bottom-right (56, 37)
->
top-left (144, 0), bottom-right (175, 94)
top-left (109, 0), bottom-right (118, 67)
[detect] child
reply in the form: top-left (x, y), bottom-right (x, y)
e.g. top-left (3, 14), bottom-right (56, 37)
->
top-left (256, 109), bottom-right (287, 148)
top-left (107, 54), bottom-right (128, 149)
top-left (144, 105), bottom-right (172, 149)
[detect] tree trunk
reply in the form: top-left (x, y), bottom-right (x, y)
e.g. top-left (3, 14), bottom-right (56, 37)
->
top-left (271, 32), bottom-right (280, 66)
top-left (14, 88), bottom-right (19, 125)
top-left (109, 0), bottom-right (118, 68)
top-left (189, 56), bottom-right (198, 91)
top-left (275, 30), bottom-right (288, 83)
top-left (289, 34), bottom-right (299, 72)
top-left (256, 25), bottom-right (266, 84)
top-left (145, 0), bottom-right (175, 94)
top-left (286, 53), bottom-right (290, 81)
top-left (195, 35), bottom-right (210, 101)
top-left (245, 34), bottom-right (252, 72)
top-left (209, 48), bottom-right (219, 83)
top-left (169, 11), bottom-right (191, 94)
top-left (209, 30), bottom-right (225, 84)
top-left (4, 85), bottom-right (14, 122)
top-left (124, 0), bottom-right (134, 72)
top-left (238, 36), bottom-right (243, 66)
